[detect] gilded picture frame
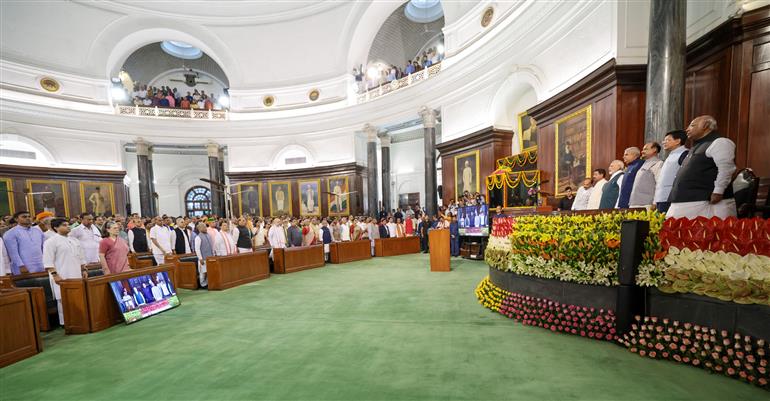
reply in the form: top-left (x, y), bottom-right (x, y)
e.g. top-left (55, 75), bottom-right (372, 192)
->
top-left (27, 179), bottom-right (69, 217)
top-left (554, 105), bottom-right (592, 196)
top-left (454, 150), bottom-right (480, 199)
top-left (0, 178), bottom-right (15, 216)
top-left (518, 111), bottom-right (538, 152)
top-left (269, 181), bottom-right (292, 216)
top-left (237, 182), bottom-right (262, 217)
top-left (298, 179), bottom-right (321, 216)
top-left (327, 176), bottom-right (350, 216)
top-left (79, 182), bottom-right (116, 216)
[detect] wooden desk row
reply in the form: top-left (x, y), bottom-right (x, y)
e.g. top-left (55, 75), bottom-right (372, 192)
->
top-left (374, 236), bottom-right (421, 257)
top-left (0, 289), bottom-right (43, 368)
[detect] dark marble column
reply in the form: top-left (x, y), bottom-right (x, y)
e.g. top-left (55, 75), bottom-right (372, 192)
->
top-left (419, 106), bottom-right (438, 217)
top-left (364, 124), bottom-right (379, 217)
top-left (644, 0), bottom-right (686, 144)
top-left (135, 138), bottom-right (154, 217)
top-left (218, 147), bottom-right (227, 217)
top-left (147, 151), bottom-right (157, 216)
top-left (207, 142), bottom-right (223, 217)
top-left (379, 132), bottom-right (391, 214)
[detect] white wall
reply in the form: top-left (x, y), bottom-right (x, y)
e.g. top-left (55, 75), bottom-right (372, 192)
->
top-left (389, 138), bottom-right (425, 209)
top-left (124, 151), bottom-right (210, 217)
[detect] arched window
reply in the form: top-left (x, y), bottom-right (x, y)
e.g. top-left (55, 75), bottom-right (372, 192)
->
top-left (185, 186), bottom-right (212, 217)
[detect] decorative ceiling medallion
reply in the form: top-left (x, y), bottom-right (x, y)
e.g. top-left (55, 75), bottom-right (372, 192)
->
top-left (481, 7), bottom-right (494, 28)
top-left (308, 89), bottom-right (320, 102)
top-left (39, 77), bottom-right (60, 92)
top-left (263, 95), bottom-right (275, 107)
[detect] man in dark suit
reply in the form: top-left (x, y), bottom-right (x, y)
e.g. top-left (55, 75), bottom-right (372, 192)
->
top-left (286, 219), bottom-right (303, 247)
top-left (418, 216), bottom-right (430, 253)
top-left (378, 218), bottom-right (390, 239)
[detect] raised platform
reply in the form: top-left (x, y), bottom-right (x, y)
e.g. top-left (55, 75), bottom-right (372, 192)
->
top-left (329, 240), bottom-right (371, 264)
top-left (374, 236), bottom-right (420, 257)
top-left (273, 245), bottom-right (325, 274)
top-left (488, 268), bottom-right (617, 311)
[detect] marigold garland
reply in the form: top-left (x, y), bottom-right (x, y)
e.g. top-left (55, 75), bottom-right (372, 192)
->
top-left (496, 150), bottom-right (538, 170)
top-left (485, 170), bottom-right (540, 190)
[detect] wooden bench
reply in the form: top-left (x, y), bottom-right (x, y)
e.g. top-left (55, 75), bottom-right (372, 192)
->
top-left (165, 253), bottom-right (200, 290)
top-left (374, 236), bottom-right (421, 257)
top-left (128, 252), bottom-right (155, 269)
top-left (0, 289), bottom-right (43, 367)
top-left (54, 264), bottom-right (176, 334)
top-left (273, 245), bottom-right (325, 274)
top-left (329, 240), bottom-right (372, 264)
top-left (206, 251), bottom-right (270, 290)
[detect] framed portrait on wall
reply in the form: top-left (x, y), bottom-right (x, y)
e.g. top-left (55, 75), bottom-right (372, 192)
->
top-left (79, 182), bottom-right (115, 216)
top-left (237, 183), bottom-right (262, 217)
top-left (454, 150), bottom-right (480, 198)
top-left (298, 179), bottom-right (321, 216)
top-left (27, 179), bottom-right (69, 217)
top-left (554, 105), bottom-right (592, 196)
top-left (0, 178), bottom-right (14, 216)
top-left (269, 181), bottom-right (292, 216)
top-left (327, 176), bottom-right (349, 216)
top-left (518, 111), bottom-right (538, 151)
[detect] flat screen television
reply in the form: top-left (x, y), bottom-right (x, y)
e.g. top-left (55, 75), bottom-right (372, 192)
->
top-left (458, 204), bottom-right (489, 236)
top-left (109, 271), bottom-right (180, 324)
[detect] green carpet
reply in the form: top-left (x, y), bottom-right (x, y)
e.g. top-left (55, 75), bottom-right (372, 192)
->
top-left (1, 254), bottom-right (767, 400)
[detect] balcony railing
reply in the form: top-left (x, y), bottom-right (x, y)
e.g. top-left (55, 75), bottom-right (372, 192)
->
top-left (356, 62), bottom-right (442, 104)
top-left (116, 105), bottom-right (228, 120)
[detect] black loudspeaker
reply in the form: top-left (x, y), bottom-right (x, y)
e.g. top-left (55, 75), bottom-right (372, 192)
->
top-left (437, 185), bottom-right (443, 198)
top-left (618, 220), bottom-right (650, 286)
top-left (616, 285), bottom-right (645, 335)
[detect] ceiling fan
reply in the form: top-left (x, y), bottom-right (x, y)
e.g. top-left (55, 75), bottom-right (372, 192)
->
top-left (170, 67), bottom-right (210, 87)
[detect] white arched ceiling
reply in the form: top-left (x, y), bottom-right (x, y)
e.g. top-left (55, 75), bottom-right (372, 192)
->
top-left (95, 20), bottom-right (242, 85)
top-left (0, 133), bottom-right (57, 166)
top-left (346, 1), bottom-right (412, 69)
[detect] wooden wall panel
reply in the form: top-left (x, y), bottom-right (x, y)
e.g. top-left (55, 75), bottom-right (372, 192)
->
top-left (227, 162), bottom-right (366, 217)
top-left (591, 92), bottom-right (617, 176)
top-left (436, 127), bottom-right (513, 204)
top-left (0, 164), bottom-right (126, 218)
top-left (747, 68), bottom-right (770, 177)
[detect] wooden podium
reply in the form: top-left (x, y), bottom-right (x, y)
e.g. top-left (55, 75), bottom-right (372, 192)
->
top-left (428, 229), bottom-right (451, 272)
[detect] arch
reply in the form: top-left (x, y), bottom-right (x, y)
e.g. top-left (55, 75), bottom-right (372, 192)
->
top-left (0, 133), bottom-right (57, 166)
top-left (88, 17), bottom-right (241, 85)
top-left (489, 65), bottom-right (547, 129)
top-left (184, 186), bottom-right (212, 217)
top-left (345, 1), bottom-right (410, 68)
top-left (270, 144), bottom-right (316, 170)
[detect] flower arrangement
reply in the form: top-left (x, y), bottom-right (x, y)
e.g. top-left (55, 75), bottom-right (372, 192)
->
top-left (486, 210), bottom-right (665, 286)
top-left (476, 276), bottom-right (617, 341)
top-left (659, 216), bottom-right (770, 257)
top-left (619, 315), bottom-right (769, 389)
top-left (656, 247), bottom-right (770, 305)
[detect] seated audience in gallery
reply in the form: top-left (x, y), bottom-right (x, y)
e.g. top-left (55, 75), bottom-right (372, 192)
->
top-left (667, 115), bottom-right (737, 219)
top-left (653, 129), bottom-right (689, 213)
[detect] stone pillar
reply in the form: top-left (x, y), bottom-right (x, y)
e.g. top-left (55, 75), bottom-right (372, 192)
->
top-left (644, 0), bottom-right (686, 145)
top-left (135, 138), bottom-right (154, 217)
top-left (379, 132), bottom-right (391, 214)
top-left (206, 142), bottom-right (223, 217)
top-left (364, 124), bottom-right (379, 217)
top-left (419, 106), bottom-right (438, 217)
top-left (147, 150), bottom-right (157, 216)
top-left (218, 147), bottom-right (227, 217)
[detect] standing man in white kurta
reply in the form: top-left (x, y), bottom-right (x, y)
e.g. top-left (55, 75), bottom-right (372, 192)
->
top-left (70, 213), bottom-right (101, 263)
top-left (149, 216), bottom-right (174, 264)
top-left (44, 218), bottom-right (86, 325)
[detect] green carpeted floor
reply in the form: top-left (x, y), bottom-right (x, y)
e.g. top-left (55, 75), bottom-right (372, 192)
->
top-left (1, 254), bottom-right (767, 400)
